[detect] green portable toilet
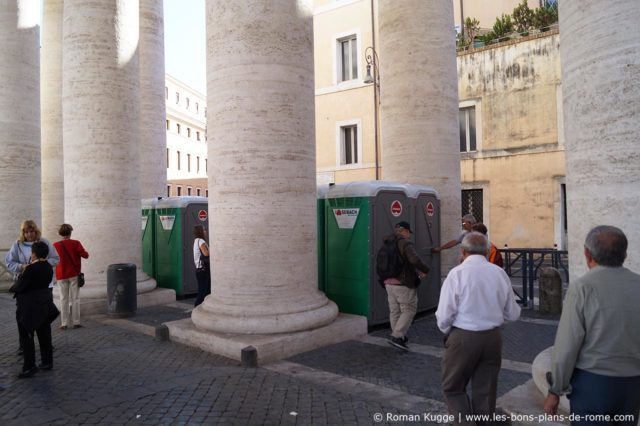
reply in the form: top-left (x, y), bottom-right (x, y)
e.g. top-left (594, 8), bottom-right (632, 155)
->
top-left (323, 181), bottom-right (440, 325)
top-left (154, 197), bottom-right (209, 296)
top-left (317, 184), bottom-right (330, 293)
top-left (141, 198), bottom-right (160, 278)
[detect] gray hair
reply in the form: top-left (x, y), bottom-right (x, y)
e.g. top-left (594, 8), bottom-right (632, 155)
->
top-left (584, 225), bottom-right (627, 267)
top-left (462, 214), bottom-right (477, 225)
top-left (461, 231), bottom-right (488, 255)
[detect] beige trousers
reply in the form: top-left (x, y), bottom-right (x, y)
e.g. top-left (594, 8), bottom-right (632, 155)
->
top-left (59, 276), bottom-right (81, 326)
top-left (385, 284), bottom-right (417, 338)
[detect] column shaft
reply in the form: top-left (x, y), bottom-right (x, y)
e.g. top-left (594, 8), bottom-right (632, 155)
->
top-left (63, 0), bottom-right (145, 297)
top-left (139, 0), bottom-right (167, 199)
top-left (0, 0), bottom-right (41, 245)
top-left (560, 0), bottom-right (640, 276)
top-left (193, 0), bottom-right (337, 334)
top-left (378, 0), bottom-right (461, 274)
top-left (41, 0), bottom-right (64, 240)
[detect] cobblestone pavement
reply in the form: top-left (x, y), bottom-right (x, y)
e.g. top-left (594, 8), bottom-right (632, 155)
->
top-left (0, 294), bottom-right (559, 425)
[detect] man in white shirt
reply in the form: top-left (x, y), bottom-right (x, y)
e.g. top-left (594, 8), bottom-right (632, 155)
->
top-left (436, 232), bottom-right (521, 423)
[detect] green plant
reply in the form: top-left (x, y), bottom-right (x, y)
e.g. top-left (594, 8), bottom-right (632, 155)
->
top-left (463, 17), bottom-right (481, 44)
top-left (492, 14), bottom-right (514, 38)
top-left (532, 5), bottom-right (558, 30)
top-left (512, 0), bottom-right (534, 33)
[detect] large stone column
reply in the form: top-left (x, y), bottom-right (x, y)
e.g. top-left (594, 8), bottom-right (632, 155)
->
top-left (41, 0), bottom-right (64, 241)
top-left (378, 0), bottom-right (461, 275)
top-left (191, 0), bottom-right (338, 335)
top-left (62, 0), bottom-right (155, 298)
top-left (0, 1), bottom-right (40, 250)
top-left (560, 0), bottom-right (640, 276)
top-left (139, 0), bottom-right (167, 199)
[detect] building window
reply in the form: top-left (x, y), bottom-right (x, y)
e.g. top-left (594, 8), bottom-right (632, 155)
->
top-left (166, 148), bottom-right (170, 168)
top-left (175, 92), bottom-right (180, 104)
top-left (167, 185), bottom-right (171, 197)
top-left (186, 97), bottom-right (190, 109)
top-left (338, 35), bottom-right (357, 82)
top-left (195, 103), bottom-right (199, 113)
top-left (205, 189), bottom-right (209, 197)
top-left (340, 125), bottom-right (358, 165)
top-left (177, 186), bottom-right (182, 196)
top-left (196, 131), bottom-right (200, 141)
top-left (176, 123), bottom-right (181, 134)
top-left (165, 86), bottom-right (168, 100)
top-left (177, 151), bottom-right (181, 170)
top-left (187, 187), bottom-right (192, 196)
top-left (187, 128), bottom-right (191, 138)
top-left (166, 119), bottom-right (170, 130)
top-left (197, 156), bottom-right (200, 173)
top-left (196, 188), bottom-right (201, 196)
top-left (187, 154), bottom-right (191, 172)
top-left (462, 189), bottom-right (483, 223)
top-left (459, 106), bottom-right (477, 152)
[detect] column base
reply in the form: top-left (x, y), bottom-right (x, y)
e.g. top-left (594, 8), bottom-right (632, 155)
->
top-left (532, 347), bottom-right (570, 413)
top-left (54, 287), bottom-right (176, 316)
top-left (165, 313), bottom-right (367, 364)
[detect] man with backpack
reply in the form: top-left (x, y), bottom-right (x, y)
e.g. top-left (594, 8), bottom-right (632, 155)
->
top-left (377, 221), bottom-right (430, 351)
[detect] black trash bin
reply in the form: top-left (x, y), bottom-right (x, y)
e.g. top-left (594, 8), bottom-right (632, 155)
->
top-left (107, 263), bottom-right (137, 317)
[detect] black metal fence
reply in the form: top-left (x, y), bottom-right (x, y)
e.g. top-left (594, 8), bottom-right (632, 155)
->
top-left (501, 248), bottom-right (569, 307)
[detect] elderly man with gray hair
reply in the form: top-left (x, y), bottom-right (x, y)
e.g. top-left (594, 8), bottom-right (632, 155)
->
top-left (544, 225), bottom-right (640, 423)
top-left (436, 231), bottom-right (521, 424)
top-left (431, 214), bottom-right (477, 254)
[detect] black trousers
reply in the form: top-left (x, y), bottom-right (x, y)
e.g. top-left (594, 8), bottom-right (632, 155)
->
top-left (194, 268), bottom-right (211, 307)
top-left (18, 321), bottom-right (53, 371)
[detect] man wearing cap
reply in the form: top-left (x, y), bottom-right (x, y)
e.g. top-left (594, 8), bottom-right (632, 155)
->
top-left (383, 221), bottom-right (430, 350)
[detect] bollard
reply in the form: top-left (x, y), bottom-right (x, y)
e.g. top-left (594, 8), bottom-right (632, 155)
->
top-left (538, 267), bottom-right (562, 314)
top-left (155, 324), bottom-right (170, 341)
top-left (241, 346), bottom-right (258, 368)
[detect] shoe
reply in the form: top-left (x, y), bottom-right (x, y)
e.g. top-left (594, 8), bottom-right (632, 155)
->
top-left (60, 325), bottom-right (67, 330)
top-left (18, 366), bottom-right (38, 378)
top-left (388, 336), bottom-right (409, 351)
top-left (402, 336), bottom-right (409, 344)
top-left (73, 324), bottom-right (83, 329)
top-left (38, 363), bottom-right (53, 371)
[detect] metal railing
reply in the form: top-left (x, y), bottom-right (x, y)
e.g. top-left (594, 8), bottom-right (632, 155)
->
top-left (501, 247), bottom-right (568, 307)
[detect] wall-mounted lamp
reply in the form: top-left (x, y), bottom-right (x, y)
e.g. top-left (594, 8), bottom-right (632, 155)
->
top-left (364, 46), bottom-right (380, 180)
top-left (364, 46), bottom-right (379, 86)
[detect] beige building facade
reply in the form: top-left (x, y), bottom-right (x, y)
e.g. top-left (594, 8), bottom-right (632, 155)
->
top-left (313, 0), bottom-right (566, 249)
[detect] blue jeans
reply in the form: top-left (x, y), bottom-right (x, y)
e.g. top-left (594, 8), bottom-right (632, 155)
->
top-left (194, 268), bottom-right (211, 307)
top-left (569, 368), bottom-right (640, 426)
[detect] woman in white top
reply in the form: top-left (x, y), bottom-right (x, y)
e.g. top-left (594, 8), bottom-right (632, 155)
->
top-left (192, 225), bottom-right (210, 307)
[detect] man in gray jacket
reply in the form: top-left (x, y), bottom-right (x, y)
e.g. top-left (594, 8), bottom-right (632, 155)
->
top-left (544, 226), bottom-right (640, 422)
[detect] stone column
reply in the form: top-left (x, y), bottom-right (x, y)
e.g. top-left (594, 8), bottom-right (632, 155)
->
top-left (378, 0), bottom-right (461, 275)
top-left (63, 0), bottom-right (154, 298)
top-left (0, 1), bottom-right (41, 249)
top-left (41, 0), bottom-right (64, 241)
top-left (560, 0), bottom-right (640, 276)
top-left (192, 0), bottom-right (338, 334)
top-left (139, 0), bottom-right (167, 199)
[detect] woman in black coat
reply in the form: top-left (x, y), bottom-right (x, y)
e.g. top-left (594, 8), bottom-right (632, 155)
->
top-left (10, 241), bottom-right (59, 378)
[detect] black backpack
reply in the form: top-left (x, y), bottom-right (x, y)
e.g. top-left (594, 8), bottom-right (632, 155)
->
top-left (376, 238), bottom-right (404, 281)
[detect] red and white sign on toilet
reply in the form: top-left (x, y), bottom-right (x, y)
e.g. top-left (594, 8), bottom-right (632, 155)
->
top-left (198, 210), bottom-right (208, 221)
top-left (390, 200), bottom-right (403, 217)
top-left (425, 202), bottom-right (435, 217)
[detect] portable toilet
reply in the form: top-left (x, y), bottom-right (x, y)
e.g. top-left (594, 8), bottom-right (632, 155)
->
top-left (317, 184), bottom-right (331, 294)
top-left (154, 197), bottom-right (209, 296)
top-left (322, 181), bottom-right (440, 325)
top-left (141, 198), bottom-right (160, 278)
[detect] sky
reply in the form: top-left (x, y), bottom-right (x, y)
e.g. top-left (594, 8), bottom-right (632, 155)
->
top-left (163, 0), bottom-right (207, 94)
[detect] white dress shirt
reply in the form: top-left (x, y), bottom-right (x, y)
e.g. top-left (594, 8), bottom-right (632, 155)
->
top-left (436, 254), bottom-right (521, 334)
